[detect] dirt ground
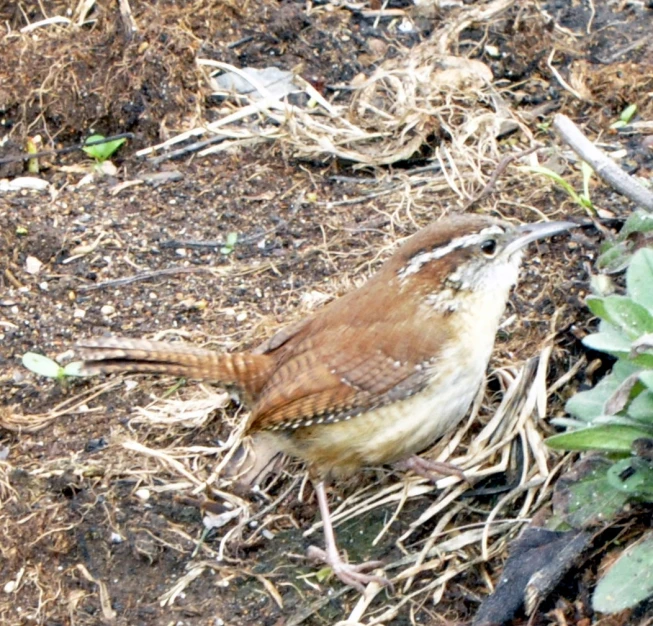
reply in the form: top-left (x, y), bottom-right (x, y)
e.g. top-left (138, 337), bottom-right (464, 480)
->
top-left (2, 1), bottom-right (653, 625)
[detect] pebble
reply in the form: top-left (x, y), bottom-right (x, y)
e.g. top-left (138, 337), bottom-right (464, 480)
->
top-left (135, 488), bottom-right (150, 502)
top-left (4, 581), bottom-right (17, 593)
top-left (25, 256), bottom-right (42, 275)
top-left (398, 18), bottom-right (415, 33)
top-left (485, 44), bottom-right (500, 57)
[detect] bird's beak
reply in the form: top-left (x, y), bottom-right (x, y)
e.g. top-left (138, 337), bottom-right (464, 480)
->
top-left (505, 220), bottom-right (577, 257)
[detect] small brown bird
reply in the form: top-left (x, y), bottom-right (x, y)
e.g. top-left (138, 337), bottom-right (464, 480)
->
top-left (75, 215), bottom-right (573, 590)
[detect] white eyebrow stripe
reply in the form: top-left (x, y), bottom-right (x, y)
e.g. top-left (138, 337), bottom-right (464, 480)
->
top-left (397, 225), bottom-right (504, 281)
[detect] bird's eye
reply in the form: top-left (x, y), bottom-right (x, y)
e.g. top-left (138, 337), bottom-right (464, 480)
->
top-left (480, 239), bottom-right (497, 256)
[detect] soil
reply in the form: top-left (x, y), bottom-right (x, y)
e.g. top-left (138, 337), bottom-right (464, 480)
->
top-left (1, 1), bottom-right (652, 625)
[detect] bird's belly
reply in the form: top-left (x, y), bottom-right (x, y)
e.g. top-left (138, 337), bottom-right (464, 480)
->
top-left (278, 365), bottom-right (484, 479)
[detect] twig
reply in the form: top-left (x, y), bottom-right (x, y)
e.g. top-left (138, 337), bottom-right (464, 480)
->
top-left (77, 266), bottom-right (221, 292)
top-left (227, 35), bottom-right (254, 49)
top-left (150, 134), bottom-right (229, 166)
top-left (552, 114), bottom-right (653, 212)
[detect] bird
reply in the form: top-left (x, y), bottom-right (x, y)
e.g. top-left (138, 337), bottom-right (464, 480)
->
top-left (74, 214), bottom-right (574, 591)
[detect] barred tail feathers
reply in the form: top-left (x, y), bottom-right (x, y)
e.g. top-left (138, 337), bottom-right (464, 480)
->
top-left (75, 337), bottom-right (272, 395)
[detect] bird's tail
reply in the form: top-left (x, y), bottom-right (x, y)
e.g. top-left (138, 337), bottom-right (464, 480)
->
top-left (74, 337), bottom-right (273, 395)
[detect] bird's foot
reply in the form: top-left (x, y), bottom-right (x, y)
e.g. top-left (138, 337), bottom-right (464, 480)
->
top-left (396, 455), bottom-right (469, 484)
top-left (307, 545), bottom-right (390, 593)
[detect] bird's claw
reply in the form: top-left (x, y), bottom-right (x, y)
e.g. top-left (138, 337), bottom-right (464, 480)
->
top-left (396, 455), bottom-right (469, 484)
top-left (307, 545), bottom-right (391, 593)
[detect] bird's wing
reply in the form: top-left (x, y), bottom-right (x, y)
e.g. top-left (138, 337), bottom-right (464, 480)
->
top-left (247, 322), bottom-right (447, 432)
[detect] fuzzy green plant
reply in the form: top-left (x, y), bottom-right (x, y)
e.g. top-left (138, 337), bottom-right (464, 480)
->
top-left (547, 221), bottom-right (653, 613)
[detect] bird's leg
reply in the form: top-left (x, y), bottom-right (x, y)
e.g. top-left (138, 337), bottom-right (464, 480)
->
top-left (306, 481), bottom-right (390, 593)
top-left (395, 455), bottom-right (468, 483)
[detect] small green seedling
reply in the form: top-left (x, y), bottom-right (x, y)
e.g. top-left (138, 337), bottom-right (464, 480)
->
top-left (82, 134), bottom-right (126, 163)
top-left (220, 232), bottom-right (238, 255)
top-left (525, 164), bottom-right (595, 215)
top-left (610, 103), bottom-right (637, 130)
top-left (22, 352), bottom-right (86, 381)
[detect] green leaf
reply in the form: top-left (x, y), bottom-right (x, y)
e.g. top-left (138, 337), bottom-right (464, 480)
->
top-left (524, 165), bottom-right (584, 206)
top-left (596, 317), bottom-right (632, 350)
top-left (635, 354), bottom-right (653, 369)
top-left (546, 424), bottom-right (649, 452)
top-left (586, 296), bottom-right (609, 321)
top-left (619, 103), bottom-right (638, 124)
top-left (564, 385), bottom-right (609, 423)
top-left (553, 457), bottom-right (629, 529)
top-left (640, 371), bottom-right (653, 390)
top-left (596, 241), bottom-right (633, 274)
top-left (620, 211), bottom-right (653, 238)
top-left (593, 531), bottom-right (653, 613)
top-left (62, 361), bottom-right (91, 378)
top-left (582, 330), bottom-right (631, 357)
top-left (566, 361), bottom-right (640, 422)
top-left (592, 415), bottom-right (653, 428)
top-left (581, 161), bottom-right (594, 208)
top-left (22, 352), bottom-right (63, 379)
top-left (603, 296), bottom-right (653, 339)
top-left (220, 232), bottom-right (238, 255)
top-left (628, 390), bottom-right (653, 423)
top-left (83, 134), bottom-right (126, 162)
top-left (606, 458), bottom-right (653, 499)
top-left (627, 249), bottom-right (653, 311)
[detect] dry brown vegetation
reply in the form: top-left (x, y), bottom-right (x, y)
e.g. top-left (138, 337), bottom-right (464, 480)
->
top-left (1, 1), bottom-right (652, 624)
